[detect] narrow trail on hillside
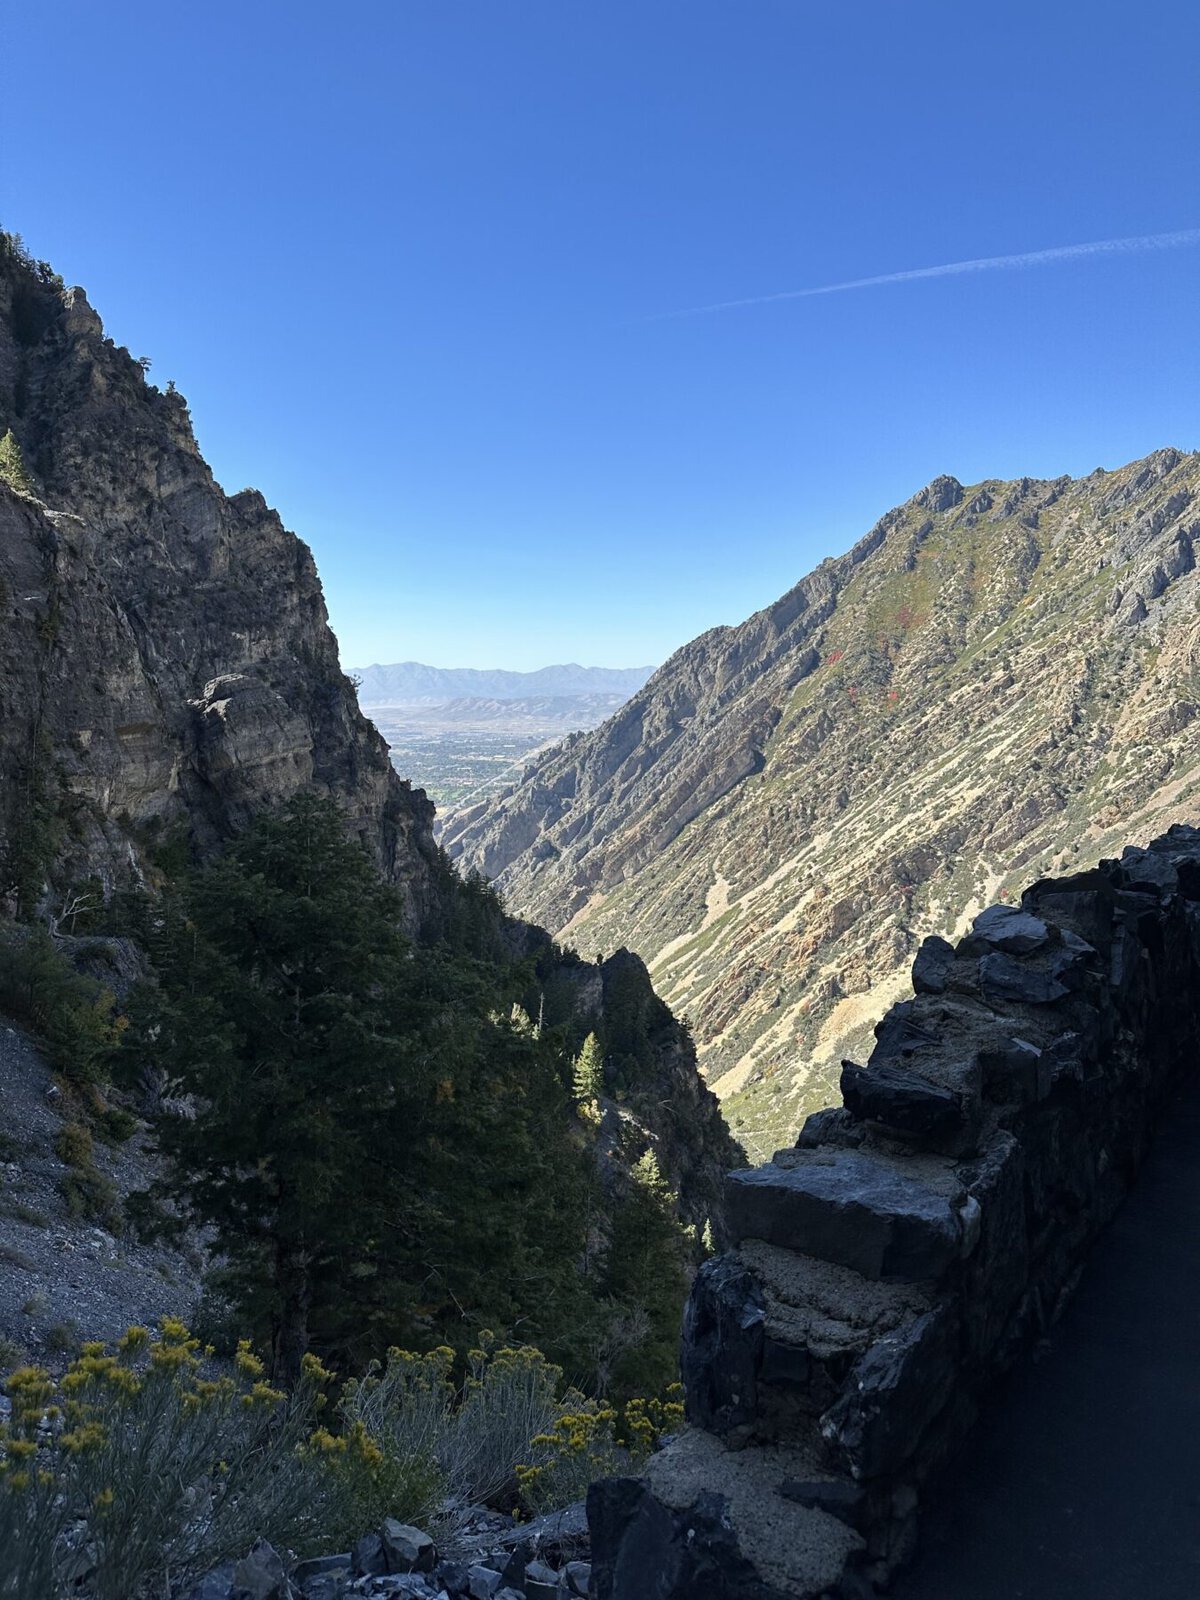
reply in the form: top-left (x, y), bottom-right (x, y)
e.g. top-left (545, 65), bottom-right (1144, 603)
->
top-left (895, 1076), bottom-right (1200, 1600)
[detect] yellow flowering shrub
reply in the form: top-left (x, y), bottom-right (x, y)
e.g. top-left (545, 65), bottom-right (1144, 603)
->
top-left (0, 1321), bottom-right (333, 1600)
top-left (1, 1322), bottom-right (687, 1597)
top-left (516, 1383), bottom-right (685, 1513)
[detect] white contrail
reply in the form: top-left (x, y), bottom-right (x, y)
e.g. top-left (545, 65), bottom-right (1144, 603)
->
top-left (658, 227), bottom-right (1200, 319)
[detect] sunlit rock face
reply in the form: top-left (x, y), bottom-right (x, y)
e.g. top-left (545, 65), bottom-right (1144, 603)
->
top-left (0, 259), bottom-right (439, 927)
top-left (447, 448), bottom-right (1200, 1154)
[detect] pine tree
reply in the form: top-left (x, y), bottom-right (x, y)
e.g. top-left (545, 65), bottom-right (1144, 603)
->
top-left (572, 1031), bottom-right (605, 1105)
top-left (599, 1148), bottom-right (690, 1395)
top-left (126, 793), bottom-right (597, 1381)
top-left (0, 428), bottom-right (35, 495)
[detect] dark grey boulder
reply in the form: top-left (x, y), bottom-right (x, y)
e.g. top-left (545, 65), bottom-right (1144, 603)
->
top-left (777, 1476), bottom-right (868, 1528)
top-left (870, 1001), bottom-right (939, 1062)
top-left (968, 905), bottom-right (1050, 954)
top-left (494, 1501), bottom-right (588, 1564)
top-left (185, 1564), bottom-right (236, 1600)
top-left (497, 1548), bottom-right (526, 1589)
top-left (680, 1256), bottom-right (765, 1432)
top-left (795, 1104), bottom-right (864, 1148)
top-left (352, 1533), bottom-right (387, 1578)
top-left (959, 1132), bottom-right (1028, 1366)
top-left (1118, 845), bottom-right (1179, 895)
top-left (292, 1556), bottom-right (350, 1585)
top-left (725, 1150), bottom-right (965, 1281)
top-left (822, 1309), bottom-right (956, 1479)
top-left (912, 934), bottom-right (955, 993)
top-left (523, 1557), bottom-right (560, 1599)
top-left (979, 950), bottom-right (1070, 1005)
top-left (586, 1477), bottom-right (794, 1600)
top-left (466, 1567), bottom-right (505, 1600)
top-left (381, 1520), bottom-right (437, 1575)
top-left (840, 1058), bottom-right (964, 1143)
top-left (295, 1578), bottom-right (345, 1600)
top-left (563, 1561), bottom-right (591, 1597)
top-left (978, 1037), bottom-right (1048, 1104)
top-left (232, 1541), bottom-right (290, 1600)
top-left (1022, 871), bottom-right (1116, 950)
top-left (430, 1560), bottom-right (470, 1597)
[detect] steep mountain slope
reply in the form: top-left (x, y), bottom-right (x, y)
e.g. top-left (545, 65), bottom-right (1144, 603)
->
top-left (445, 450), bottom-right (1200, 1157)
top-left (351, 660), bottom-right (654, 705)
top-left (0, 235), bottom-right (736, 1250)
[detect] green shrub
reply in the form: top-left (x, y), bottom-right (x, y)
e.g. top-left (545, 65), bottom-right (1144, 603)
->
top-left (0, 429), bottom-right (34, 495)
top-left (338, 1337), bottom-right (678, 1518)
top-left (2, 1201), bottom-right (47, 1229)
top-left (58, 1166), bottom-right (121, 1233)
top-left (54, 1120), bottom-right (93, 1168)
top-left (339, 1340), bottom-right (562, 1517)
top-left (97, 1106), bottom-right (138, 1145)
top-left (523, 1388), bottom-right (682, 1511)
top-left (0, 1323), bottom-right (685, 1598)
top-left (44, 1320), bottom-right (80, 1355)
top-left (0, 929), bottom-right (123, 1086)
top-left (0, 1335), bottom-right (26, 1372)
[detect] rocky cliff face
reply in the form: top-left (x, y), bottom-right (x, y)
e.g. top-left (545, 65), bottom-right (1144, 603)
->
top-left (0, 248), bottom-right (440, 926)
top-left (445, 451), bottom-right (1200, 1156)
top-left (0, 237), bottom-right (736, 1234)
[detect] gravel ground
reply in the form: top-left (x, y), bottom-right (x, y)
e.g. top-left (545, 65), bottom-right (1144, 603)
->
top-left (0, 1015), bottom-right (202, 1366)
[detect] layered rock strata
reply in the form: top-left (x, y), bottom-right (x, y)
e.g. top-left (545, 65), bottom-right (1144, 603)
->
top-left (446, 450), bottom-right (1200, 1157)
top-left (588, 825), bottom-right (1200, 1598)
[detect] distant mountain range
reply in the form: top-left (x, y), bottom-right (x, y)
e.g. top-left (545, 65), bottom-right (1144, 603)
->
top-left (348, 661), bottom-right (656, 706)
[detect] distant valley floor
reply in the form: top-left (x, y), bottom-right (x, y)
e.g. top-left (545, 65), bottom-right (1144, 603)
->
top-left (363, 693), bottom-right (628, 812)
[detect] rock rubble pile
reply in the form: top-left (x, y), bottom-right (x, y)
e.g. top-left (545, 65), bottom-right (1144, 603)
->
top-left (188, 1506), bottom-right (591, 1600)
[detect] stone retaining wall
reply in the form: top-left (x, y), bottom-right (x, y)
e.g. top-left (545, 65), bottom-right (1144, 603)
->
top-left (588, 825), bottom-right (1200, 1598)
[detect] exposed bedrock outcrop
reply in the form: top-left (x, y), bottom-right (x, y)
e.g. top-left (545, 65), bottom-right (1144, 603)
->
top-left (588, 825), bottom-right (1200, 1598)
top-left (0, 260), bottom-right (442, 929)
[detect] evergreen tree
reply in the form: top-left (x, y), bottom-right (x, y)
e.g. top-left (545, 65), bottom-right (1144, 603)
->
top-left (125, 794), bottom-right (595, 1381)
top-left (571, 1031), bottom-right (605, 1106)
top-left (0, 428), bottom-right (34, 494)
top-left (599, 1149), bottom-right (690, 1395)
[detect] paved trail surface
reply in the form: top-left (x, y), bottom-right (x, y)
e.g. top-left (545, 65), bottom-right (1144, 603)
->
top-left (895, 1079), bottom-right (1200, 1600)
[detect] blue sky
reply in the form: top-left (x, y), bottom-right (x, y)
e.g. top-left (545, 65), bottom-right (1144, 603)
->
top-left (4, 1), bottom-right (1200, 670)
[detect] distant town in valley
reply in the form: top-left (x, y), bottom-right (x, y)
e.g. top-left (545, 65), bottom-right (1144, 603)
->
top-left (349, 661), bottom-right (655, 812)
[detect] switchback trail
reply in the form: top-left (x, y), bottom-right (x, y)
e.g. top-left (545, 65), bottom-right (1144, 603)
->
top-left (895, 1076), bottom-right (1200, 1600)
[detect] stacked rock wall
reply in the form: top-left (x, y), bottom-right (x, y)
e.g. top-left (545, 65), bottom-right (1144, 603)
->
top-left (588, 825), bottom-right (1200, 1598)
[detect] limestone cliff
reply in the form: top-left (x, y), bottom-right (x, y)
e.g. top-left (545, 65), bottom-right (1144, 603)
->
top-left (0, 244), bottom-right (439, 926)
top-left (445, 450), bottom-right (1200, 1156)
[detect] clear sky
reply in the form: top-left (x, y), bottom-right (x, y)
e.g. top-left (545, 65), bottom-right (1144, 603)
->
top-left (4, 1), bottom-right (1200, 670)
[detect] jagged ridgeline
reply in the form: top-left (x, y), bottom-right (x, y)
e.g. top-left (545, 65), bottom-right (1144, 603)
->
top-left (0, 230), bottom-right (737, 1386)
top-left (445, 447), bottom-right (1200, 1159)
